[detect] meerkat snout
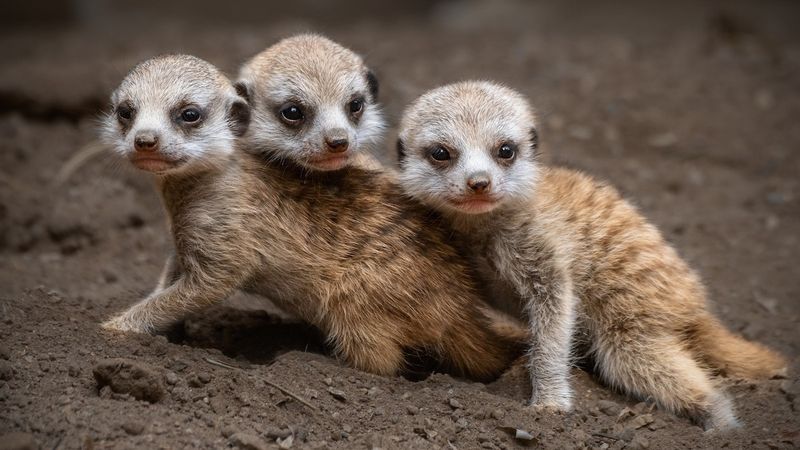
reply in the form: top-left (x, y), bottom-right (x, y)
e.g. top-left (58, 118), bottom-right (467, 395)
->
top-left (133, 130), bottom-right (160, 153)
top-left (324, 130), bottom-right (349, 153)
top-left (466, 172), bottom-right (492, 194)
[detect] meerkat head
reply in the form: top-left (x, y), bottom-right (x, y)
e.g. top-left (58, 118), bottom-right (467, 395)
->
top-left (102, 55), bottom-right (250, 176)
top-left (236, 34), bottom-right (384, 171)
top-left (397, 81), bottom-right (540, 216)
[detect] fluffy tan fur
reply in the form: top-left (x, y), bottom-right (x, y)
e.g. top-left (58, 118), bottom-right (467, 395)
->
top-left (396, 81), bottom-right (787, 429)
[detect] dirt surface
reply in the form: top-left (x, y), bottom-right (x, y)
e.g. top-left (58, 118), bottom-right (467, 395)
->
top-left (1, 1), bottom-right (799, 449)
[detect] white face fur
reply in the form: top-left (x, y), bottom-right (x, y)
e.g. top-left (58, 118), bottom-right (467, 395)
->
top-left (102, 55), bottom-right (249, 176)
top-left (398, 81), bottom-right (540, 216)
top-left (237, 35), bottom-right (385, 172)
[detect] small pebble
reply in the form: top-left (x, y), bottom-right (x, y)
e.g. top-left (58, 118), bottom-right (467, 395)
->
top-left (327, 387), bottom-right (347, 402)
top-left (406, 405), bottom-right (419, 415)
top-left (629, 414), bottom-right (654, 429)
top-left (448, 398), bottom-right (463, 409)
top-left (165, 372), bottom-right (179, 386)
top-left (490, 408), bottom-right (505, 420)
top-left (122, 421), bottom-right (145, 435)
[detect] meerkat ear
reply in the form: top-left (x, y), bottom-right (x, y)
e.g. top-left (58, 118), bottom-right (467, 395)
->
top-left (234, 81), bottom-right (251, 104)
top-left (228, 98), bottom-right (251, 137)
top-left (396, 138), bottom-right (406, 165)
top-left (366, 70), bottom-right (379, 102)
top-left (530, 127), bottom-right (539, 157)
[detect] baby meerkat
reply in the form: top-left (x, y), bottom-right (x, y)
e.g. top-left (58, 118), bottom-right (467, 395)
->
top-left (236, 33), bottom-right (385, 172)
top-left (100, 56), bottom-right (528, 381)
top-left (396, 81), bottom-right (787, 429)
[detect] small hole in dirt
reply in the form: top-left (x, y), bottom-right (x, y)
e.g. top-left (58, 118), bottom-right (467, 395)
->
top-left (165, 306), bottom-right (328, 365)
top-left (399, 347), bottom-right (443, 382)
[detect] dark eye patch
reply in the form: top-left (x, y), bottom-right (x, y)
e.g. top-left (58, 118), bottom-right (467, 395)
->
top-left (170, 100), bottom-right (206, 131)
top-left (116, 101), bottom-right (135, 123)
top-left (180, 108), bottom-right (201, 123)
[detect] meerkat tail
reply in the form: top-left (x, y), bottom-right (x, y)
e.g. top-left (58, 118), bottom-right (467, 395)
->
top-left (593, 334), bottom-right (740, 430)
top-left (688, 317), bottom-right (787, 379)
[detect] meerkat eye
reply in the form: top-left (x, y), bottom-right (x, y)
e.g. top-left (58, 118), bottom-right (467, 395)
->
top-left (430, 147), bottom-right (451, 161)
top-left (280, 104), bottom-right (304, 124)
top-left (349, 98), bottom-right (364, 116)
top-left (180, 107), bottom-right (202, 123)
top-left (116, 103), bottom-right (134, 123)
top-left (497, 143), bottom-right (516, 159)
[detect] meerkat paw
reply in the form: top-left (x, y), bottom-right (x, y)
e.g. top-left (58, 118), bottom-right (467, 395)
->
top-left (529, 403), bottom-right (568, 416)
top-left (530, 382), bottom-right (574, 412)
top-left (698, 391), bottom-right (741, 432)
top-left (101, 314), bottom-right (155, 334)
top-left (529, 394), bottom-right (573, 412)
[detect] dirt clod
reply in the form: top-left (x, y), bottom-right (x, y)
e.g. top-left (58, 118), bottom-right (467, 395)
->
top-left (92, 358), bottom-right (165, 403)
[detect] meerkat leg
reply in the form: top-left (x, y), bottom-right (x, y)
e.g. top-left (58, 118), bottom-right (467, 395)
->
top-left (526, 283), bottom-right (577, 410)
top-left (102, 276), bottom-right (236, 334)
top-left (593, 334), bottom-right (739, 430)
top-left (151, 252), bottom-right (180, 294)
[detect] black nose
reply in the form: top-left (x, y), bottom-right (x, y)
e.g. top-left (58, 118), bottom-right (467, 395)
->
top-left (467, 177), bottom-right (491, 194)
top-left (325, 138), bottom-right (349, 153)
top-left (134, 131), bottom-right (159, 152)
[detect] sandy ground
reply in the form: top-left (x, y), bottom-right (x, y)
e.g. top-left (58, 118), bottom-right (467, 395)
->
top-left (1, 1), bottom-right (799, 449)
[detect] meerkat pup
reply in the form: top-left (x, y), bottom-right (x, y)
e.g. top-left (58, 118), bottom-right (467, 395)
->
top-left (396, 81), bottom-right (787, 429)
top-left (100, 56), bottom-right (529, 381)
top-left (236, 33), bottom-right (386, 172)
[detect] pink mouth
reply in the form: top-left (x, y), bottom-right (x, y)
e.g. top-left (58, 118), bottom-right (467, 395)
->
top-left (448, 196), bottom-right (501, 214)
top-left (308, 153), bottom-right (350, 171)
top-left (130, 155), bottom-right (185, 173)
